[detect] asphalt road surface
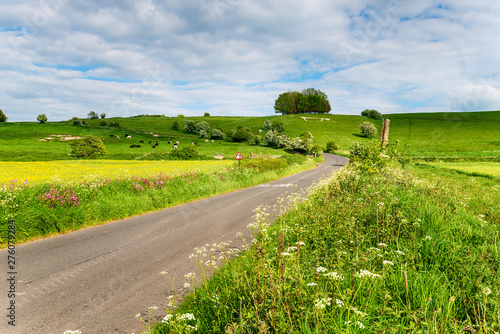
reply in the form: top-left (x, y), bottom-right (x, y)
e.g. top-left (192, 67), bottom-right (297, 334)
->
top-left (0, 154), bottom-right (348, 334)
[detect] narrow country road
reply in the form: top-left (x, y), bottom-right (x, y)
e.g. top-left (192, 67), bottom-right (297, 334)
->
top-left (0, 154), bottom-right (348, 334)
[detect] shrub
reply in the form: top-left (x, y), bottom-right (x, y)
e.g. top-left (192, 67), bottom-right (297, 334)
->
top-left (361, 109), bottom-right (382, 120)
top-left (232, 127), bottom-right (252, 142)
top-left (204, 112), bottom-right (210, 117)
top-left (172, 120), bottom-right (180, 130)
top-left (169, 146), bottom-right (198, 160)
top-left (211, 128), bottom-right (225, 140)
top-left (108, 121), bottom-right (120, 128)
top-left (326, 140), bottom-right (339, 152)
top-left (252, 134), bottom-right (262, 145)
top-left (99, 120), bottom-right (108, 126)
top-left (100, 113), bottom-right (106, 119)
top-left (199, 130), bottom-right (209, 138)
top-left (178, 114), bottom-right (185, 118)
top-left (82, 120), bottom-right (88, 125)
top-left (71, 117), bottom-right (82, 125)
top-left (184, 120), bottom-right (196, 133)
top-left (263, 119), bottom-right (271, 130)
top-left (88, 111), bottom-right (99, 119)
top-left (349, 140), bottom-right (386, 173)
top-left (195, 121), bottom-right (212, 135)
top-left (265, 130), bottom-right (278, 146)
top-left (290, 132), bottom-right (313, 152)
top-left (308, 144), bottom-right (323, 155)
top-left (271, 121), bottom-right (284, 133)
top-left (70, 135), bottom-right (106, 158)
top-left (0, 109), bottom-right (6, 122)
top-left (37, 114), bottom-right (48, 124)
top-left (360, 121), bottom-right (377, 137)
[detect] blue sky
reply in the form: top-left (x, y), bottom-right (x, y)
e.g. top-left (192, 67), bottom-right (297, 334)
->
top-left (1, 0), bottom-right (499, 121)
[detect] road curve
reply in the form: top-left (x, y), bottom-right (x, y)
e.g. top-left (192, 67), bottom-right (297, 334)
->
top-left (0, 154), bottom-right (348, 334)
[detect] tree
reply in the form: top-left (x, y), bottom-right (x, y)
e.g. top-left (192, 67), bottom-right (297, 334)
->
top-left (361, 109), bottom-right (382, 120)
top-left (360, 122), bottom-right (377, 138)
top-left (70, 135), bottom-right (106, 158)
top-left (172, 120), bottom-right (180, 130)
top-left (71, 117), bottom-right (82, 125)
top-left (210, 128), bottom-right (225, 139)
top-left (0, 109), bottom-right (7, 122)
top-left (184, 120), bottom-right (196, 133)
top-left (100, 120), bottom-right (108, 126)
top-left (100, 113), bottom-right (106, 119)
top-left (88, 111), bottom-right (98, 119)
top-left (232, 127), bottom-right (252, 142)
top-left (37, 114), bottom-right (48, 124)
top-left (274, 88), bottom-right (331, 114)
top-left (204, 112), bottom-right (210, 117)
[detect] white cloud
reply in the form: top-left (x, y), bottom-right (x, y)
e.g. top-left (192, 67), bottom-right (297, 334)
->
top-left (0, 0), bottom-right (499, 121)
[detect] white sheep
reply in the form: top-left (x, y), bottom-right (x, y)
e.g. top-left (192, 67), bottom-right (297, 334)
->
top-left (116, 135), bottom-right (120, 139)
top-left (126, 135), bottom-right (131, 139)
top-left (211, 140), bottom-right (214, 143)
top-left (175, 141), bottom-right (180, 144)
top-left (205, 139), bottom-right (209, 143)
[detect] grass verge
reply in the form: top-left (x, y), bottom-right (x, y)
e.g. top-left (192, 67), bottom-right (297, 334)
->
top-left (147, 161), bottom-right (500, 333)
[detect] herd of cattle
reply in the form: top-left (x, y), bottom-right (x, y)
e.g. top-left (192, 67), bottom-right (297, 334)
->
top-left (109, 134), bottom-right (215, 149)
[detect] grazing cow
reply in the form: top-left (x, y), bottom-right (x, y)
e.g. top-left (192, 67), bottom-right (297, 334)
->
top-left (175, 141), bottom-right (179, 144)
top-left (205, 139), bottom-right (209, 143)
top-left (129, 144), bottom-right (141, 148)
top-left (126, 136), bottom-right (131, 139)
top-left (156, 141), bottom-right (160, 145)
top-left (211, 140), bottom-right (214, 143)
top-left (167, 141), bottom-right (172, 144)
top-left (124, 134), bottom-right (129, 137)
top-left (191, 142), bottom-right (194, 145)
top-left (148, 141), bottom-right (152, 144)
top-left (110, 135), bottom-right (115, 137)
top-left (173, 144), bottom-right (178, 149)
top-left (139, 140), bottom-right (144, 143)
top-left (116, 136), bottom-right (120, 139)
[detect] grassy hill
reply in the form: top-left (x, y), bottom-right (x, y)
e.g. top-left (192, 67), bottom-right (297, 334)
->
top-left (1, 111), bottom-right (500, 161)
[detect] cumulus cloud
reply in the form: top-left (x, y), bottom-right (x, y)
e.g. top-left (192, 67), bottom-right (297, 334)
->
top-left (0, 0), bottom-right (499, 121)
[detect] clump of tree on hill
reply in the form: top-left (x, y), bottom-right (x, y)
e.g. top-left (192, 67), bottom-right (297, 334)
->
top-left (274, 88), bottom-right (331, 114)
top-left (37, 114), bottom-right (48, 124)
top-left (70, 135), bottom-right (106, 158)
top-left (361, 109), bottom-right (382, 120)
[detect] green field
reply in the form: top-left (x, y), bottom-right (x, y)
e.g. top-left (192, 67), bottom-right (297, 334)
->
top-left (1, 111), bottom-right (499, 161)
top-left (424, 162), bottom-right (500, 178)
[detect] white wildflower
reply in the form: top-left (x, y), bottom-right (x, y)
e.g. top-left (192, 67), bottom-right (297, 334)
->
top-left (162, 314), bottom-right (174, 323)
top-left (335, 299), bottom-right (344, 308)
top-left (369, 247), bottom-right (381, 252)
top-left (393, 250), bottom-right (405, 255)
top-left (424, 236), bottom-right (432, 240)
top-left (357, 321), bottom-right (365, 329)
top-left (281, 252), bottom-right (292, 256)
top-left (135, 313), bottom-right (141, 319)
top-left (314, 297), bottom-right (332, 310)
top-left (178, 313), bottom-right (196, 321)
top-left (316, 266), bottom-right (328, 273)
top-left (383, 260), bottom-right (394, 266)
top-left (160, 271), bottom-right (167, 275)
top-left (323, 272), bottom-right (344, 281)
top-left (483, 287), bottom-right (492, 296)
top-left (286, 246), bottom-right (297, 252)
top-left (355, 269), bottom-right (382, 279)
top-left (184, 282), bottom-right (191, 288)
top-left (377, 243), bottom-right (388, 247)
top-left (185, 272), bottom-right (196, 279)
top-left (296, 241), bottom-right (305, 246)
top-left (307, 282), bottom-right (317, 287)
top-left (148, 306), bottom-right (158, 311)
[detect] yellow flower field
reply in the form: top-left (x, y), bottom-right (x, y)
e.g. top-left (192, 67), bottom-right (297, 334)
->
top-left (428, 162), bottom-right (500, 178)
top-left (0, 160), bottom-right (234, 185)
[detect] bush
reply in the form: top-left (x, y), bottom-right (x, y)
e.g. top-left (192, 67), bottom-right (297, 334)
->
top-left (108, 121), bottom-right (120, 128)
top-left (0, 109), bottom-right (6, 122)
top-left (172, 120), bottom-right (180, 130)
top-left (178, 114), bottom-right (185, 118)
top-left (169, 146), bottom-right (198, 160)
top-left (88, 111), bottom-right (99, 119)
top-left (211, 128), bottom-right (225, 140)
top-left (271, 121), bottom-right (284, 133)
top-left (70, 135), bottom-right (106, 158)
top-left (184, 120), bottom-right (196, 133)
top-left (99, 120), bottom-right (108, 127)
top-left (195, 121), bottom-right (212, 135)
top-left (232, 127), bottom-right (252, 142)
top-left (199, 130), bottom-right (209, 138)
top-left (263, 119), bottom-right (271, 130)
top-left (360, 121), bottom-right (377, 137)
top-left (71, 117), bottom-right (82, 125)
top-left (265, 130), bottom-right (278, 146)
top-left (361, 109), bottom-right (382, 120)
top-left (308, 144), bottom-right (323, 155)
top-left (252, 134), bottom-right (262, 145)
top-left (100, 113), bottom-right (106, 119)
top-left (326, 141), bottom-right (339, 152)
top-left (349, 140), bottom-right (386, 173)
top-left (204, 112), bottom-right (210, 117)
top-left (81, 120), bottom-right (88, 125)
top-left (37, 114), bottom-right (48, 124)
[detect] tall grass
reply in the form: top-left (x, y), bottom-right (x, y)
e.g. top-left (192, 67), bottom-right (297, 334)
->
top-left (147, 161), bottom-right (500, 333)
top-left (0, 156), bottom-right (315, 247)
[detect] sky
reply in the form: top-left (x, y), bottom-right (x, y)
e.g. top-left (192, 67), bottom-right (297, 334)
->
top-left (1, 0), bottom-right (500, 122)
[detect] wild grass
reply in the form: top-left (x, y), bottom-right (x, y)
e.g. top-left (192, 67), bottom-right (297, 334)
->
top-left (422, 162), bottom-right (500, 179)
top-left (147, 159), bottom-right (500, 333)
top-left (0, 156), bottom-right (316, 247)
